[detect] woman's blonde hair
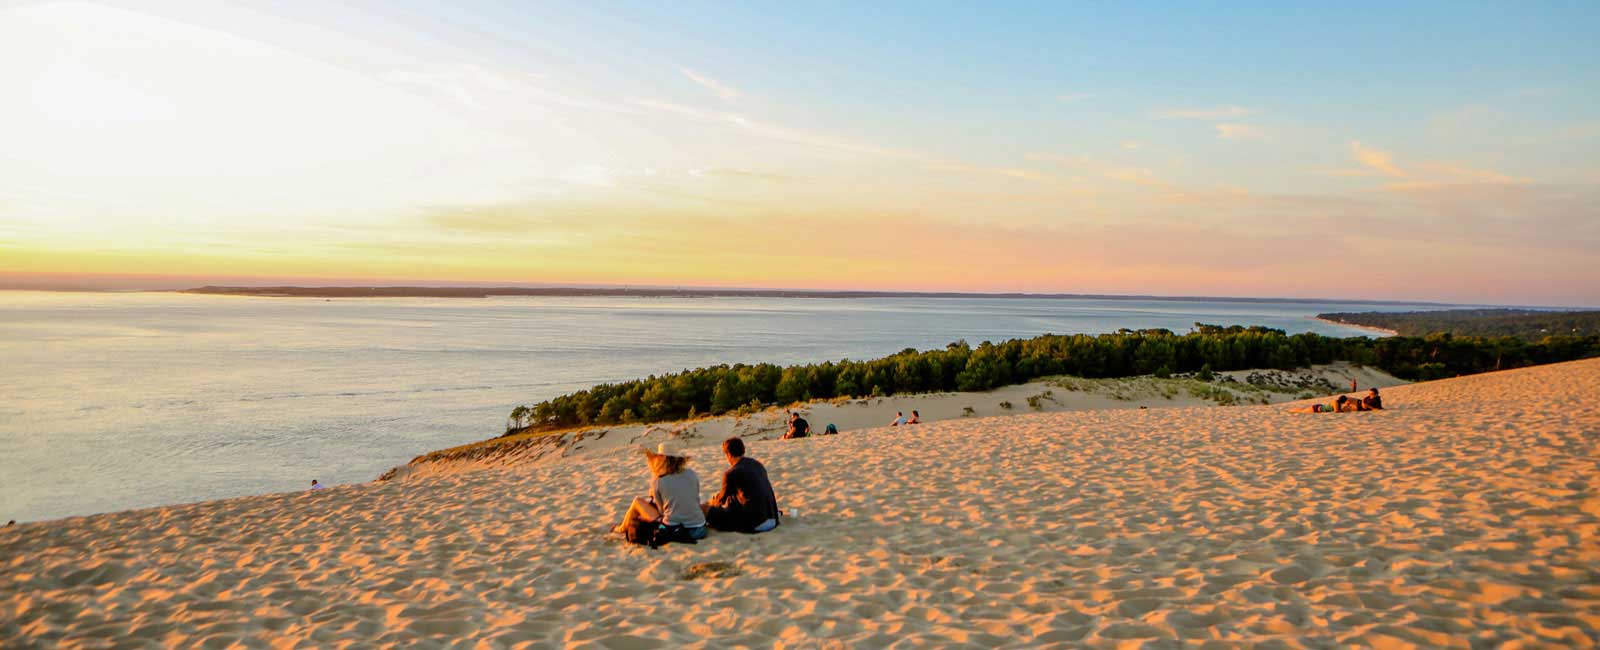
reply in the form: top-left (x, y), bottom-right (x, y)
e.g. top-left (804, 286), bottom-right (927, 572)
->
top-left (647, 452), bottom-right (688, 477)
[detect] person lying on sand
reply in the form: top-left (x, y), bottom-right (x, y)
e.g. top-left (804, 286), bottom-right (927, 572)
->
top-left (1363, 387), bottom-right (1383, 410)
top-left (614, 442), bottom-right (709, 542)
top-left (702, 437), bottom-right (780, 533)
top-left (890, 411), bottom-right (907, 426)
top-left (907, 410), bottom-right (920, 424)
top-left (1291, 395), bottom-right (1363, 413)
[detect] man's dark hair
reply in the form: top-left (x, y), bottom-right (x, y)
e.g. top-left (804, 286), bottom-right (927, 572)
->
top-left (723, 437), bottom-right (745, 458)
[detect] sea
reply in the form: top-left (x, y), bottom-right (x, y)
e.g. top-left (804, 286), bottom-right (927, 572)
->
top-left (0, 291), bottom-right (1452, 522)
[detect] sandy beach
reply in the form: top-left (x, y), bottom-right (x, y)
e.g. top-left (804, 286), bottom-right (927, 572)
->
top-left (1310, 317), bottom-right (1401, 337)
top-left (4, 359), bottom-right (1598, 648)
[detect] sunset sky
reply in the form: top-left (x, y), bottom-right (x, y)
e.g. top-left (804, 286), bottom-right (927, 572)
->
top-left (2, 1), bottom-right (1598, 305)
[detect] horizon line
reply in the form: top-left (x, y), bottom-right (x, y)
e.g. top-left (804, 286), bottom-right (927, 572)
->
top-left (0, 282), bottom-right (1536, 310)
top-left (2, 272), bottom-right (1593, 310)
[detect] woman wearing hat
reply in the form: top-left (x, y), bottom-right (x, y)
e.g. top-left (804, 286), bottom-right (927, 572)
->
top-left (613, 441), bottom-right (709, 541)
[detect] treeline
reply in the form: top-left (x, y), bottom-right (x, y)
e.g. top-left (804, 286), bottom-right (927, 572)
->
top-left (506, 324), bottom-right (1600, 432)
top-left (1319, 309), bottom-right (1600, 339)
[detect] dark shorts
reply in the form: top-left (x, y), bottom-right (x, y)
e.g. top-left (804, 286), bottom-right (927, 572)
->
top-left (706, 506), bottom-right (775, 533)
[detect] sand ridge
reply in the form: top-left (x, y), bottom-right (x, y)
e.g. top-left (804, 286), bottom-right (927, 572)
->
top-left (2, 359), bottom-right (1598, 648)
top-left (389, 362), bottom-right (1403, 481)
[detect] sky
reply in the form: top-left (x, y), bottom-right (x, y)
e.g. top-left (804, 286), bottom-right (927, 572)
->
top-left (1, 1), bottom-right (1598, 305)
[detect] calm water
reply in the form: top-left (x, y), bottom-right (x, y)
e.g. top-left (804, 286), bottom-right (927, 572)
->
top-left (0, 291), bottom-right (1447, 522)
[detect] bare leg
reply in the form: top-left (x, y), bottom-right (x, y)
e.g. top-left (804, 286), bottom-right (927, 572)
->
top-left (614, 497), bottom-right (661, 534)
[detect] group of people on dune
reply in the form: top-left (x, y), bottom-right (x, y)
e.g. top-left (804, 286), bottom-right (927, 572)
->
top-left (1291, 387), bottom-right (1384, 413)
top-left (781, 409), bottom-right (918, 441)
top-left (616, 384), bottom-right (1387, 544)
top-left (612, 436), bottom-right (780, 547)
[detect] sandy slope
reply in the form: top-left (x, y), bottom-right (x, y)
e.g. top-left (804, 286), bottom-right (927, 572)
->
top-left (3, 360), bottom-right (1597, 649)
top-left (390, 363), bottom-right (1402, 481)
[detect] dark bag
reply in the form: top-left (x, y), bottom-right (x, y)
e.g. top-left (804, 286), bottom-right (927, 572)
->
top-left (624, 520), bottom-right (700, 548)
top-left (624, 519), bottom-right (660, 546)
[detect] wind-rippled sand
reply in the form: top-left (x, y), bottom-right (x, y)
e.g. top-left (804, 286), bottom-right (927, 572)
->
top-left (4, 360), bottom-right (1598, 648)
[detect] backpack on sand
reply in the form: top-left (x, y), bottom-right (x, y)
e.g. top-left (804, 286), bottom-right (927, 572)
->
top-left (624, 519), bottom-right (659, 546)
top-left (624, 520), bottom-right (699, 548)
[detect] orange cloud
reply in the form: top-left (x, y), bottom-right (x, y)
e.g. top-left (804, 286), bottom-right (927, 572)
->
top-left (1350, 141), bottom-right (1407, 178)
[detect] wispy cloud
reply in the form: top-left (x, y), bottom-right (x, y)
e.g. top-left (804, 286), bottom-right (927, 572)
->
top-left (629, 98), bottom-right (1055, 186)
top-left (927, 163), bottom-right (1049, 182)
top-left (1382, 163), bottom-right (1532, 191)
top-left (628, 98), bottom-right (908, 159)
top-left (1350, 141), bottom-right (1407, 178)
top-left (1150, 105), bottom-right (1255, 120)
top-left (379, 63), bottom-right (645, 117)
top-left (380, 67), bottom-right (493, 110)
top-left (689, 168), bottom-right (795, 182)
top-left (1341, 142), bottom-right (1532, 188)
top-left (1420, 163), bottom-right (1530, 185)
top-left (1056, 93), bottom-right (1096, 104)
top-left (678, 66), bottom-right (742, 100)
top-left (1215, 123), bottom-right (1266, 140)
top-left (1028, 153), bottom-right (1168, 189)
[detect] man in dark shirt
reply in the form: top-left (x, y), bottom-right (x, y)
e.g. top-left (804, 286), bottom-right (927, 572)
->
top-left (1363, 387), bottom-right (1383, 410)
top-left (702, 437), bottom-right (780, 533)
top-left (783, 412), bottom-right (810, 439)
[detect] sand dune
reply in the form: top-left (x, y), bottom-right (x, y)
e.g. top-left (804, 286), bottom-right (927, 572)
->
top-left (3, 360), bottom-right (1598, 648)
top-left (389, 362), bottom-right (1402, 481)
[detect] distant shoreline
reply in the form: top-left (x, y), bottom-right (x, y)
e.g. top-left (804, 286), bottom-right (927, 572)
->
top-left (173, 285), bottom-right (1462, 307)
top-left (1313, 316), bottom-right (1400, 336)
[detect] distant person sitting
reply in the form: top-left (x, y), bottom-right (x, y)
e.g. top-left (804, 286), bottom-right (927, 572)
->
top-left (614, 443), bottom-right (709, 544)
top-left (890, 411), bottom-right (907, 427)
top-left (702, 437), bottom-right (780, 533)
top-left (1363, 388), bottom-right (1383, 410)
top-left (783, 412), bottom-right (810, 439)
top-left (906, 410), bottom-right (921, 424)
top-left (823, 423), bottom-right (839, 435)
top-left (310, 479), bottom-right (325, 490)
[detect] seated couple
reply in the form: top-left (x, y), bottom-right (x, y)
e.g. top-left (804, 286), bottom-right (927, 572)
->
top-left (1292, 388), bottom-right (1384, 414)
top-left (889, 410), bottom-right (920, 426)
top-left (614, 437), bottom-right (780, 546)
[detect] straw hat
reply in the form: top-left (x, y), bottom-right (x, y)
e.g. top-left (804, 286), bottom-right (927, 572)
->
top-left (650, 441), bottom-right (689, 458)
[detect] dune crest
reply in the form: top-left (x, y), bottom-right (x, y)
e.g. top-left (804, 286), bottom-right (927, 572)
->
top-left (386, 362), bottom-right (1402, 481)
top-left (4, 359), bottom-right (1598, 648)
